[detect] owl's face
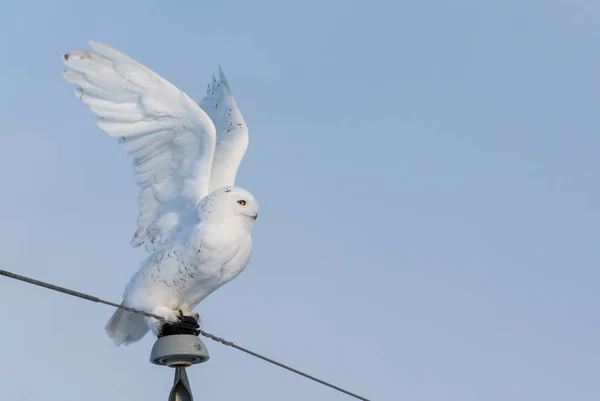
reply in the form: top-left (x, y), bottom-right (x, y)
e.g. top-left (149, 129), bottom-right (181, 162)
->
top-left (226, 187), bottom-right (259, 222)
top-left (199, 186), bottom-right (259, 228)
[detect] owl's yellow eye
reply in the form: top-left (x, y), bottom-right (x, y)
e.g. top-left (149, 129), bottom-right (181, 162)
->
top-left (237, 200), bottom-right (246, 206)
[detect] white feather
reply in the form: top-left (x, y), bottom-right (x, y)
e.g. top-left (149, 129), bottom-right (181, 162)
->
top-left (63, 42), bottom-right (257, 345)
top-left (63, 41), bottom-right (221, 248)
top-left (201, 66), bottom-right (249, 192)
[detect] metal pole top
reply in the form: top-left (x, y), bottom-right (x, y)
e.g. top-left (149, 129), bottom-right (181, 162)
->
top-left (150, 334), bottom-right (210, 367)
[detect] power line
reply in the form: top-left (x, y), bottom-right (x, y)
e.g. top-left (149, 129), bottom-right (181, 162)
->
top-left (0, 268), bottom-right (370, 401)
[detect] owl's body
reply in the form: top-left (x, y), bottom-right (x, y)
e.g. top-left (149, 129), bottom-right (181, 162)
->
top-left (106, 187), bottom-right (257, 345)
top-left (125, 237), bottom-right (252, 315)
top-left (62, 42), bottom-right (259, 346)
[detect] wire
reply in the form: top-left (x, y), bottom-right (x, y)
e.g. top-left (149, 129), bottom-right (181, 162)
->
top-left (0, 268), bottom-right (370, 401)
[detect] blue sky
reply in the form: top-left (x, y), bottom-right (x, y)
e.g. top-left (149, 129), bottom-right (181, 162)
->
top-left (0, 1), bottom-right (599, 400)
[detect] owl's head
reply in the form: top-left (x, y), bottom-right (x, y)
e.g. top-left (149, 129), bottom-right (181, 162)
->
top-left (198, 186), bottom-right (259, 230)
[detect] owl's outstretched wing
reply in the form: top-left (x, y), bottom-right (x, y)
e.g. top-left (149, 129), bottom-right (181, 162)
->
top-left (63, 41), bottom-right (217, 251)
top-left (200, 67), bottom-right (249, 192)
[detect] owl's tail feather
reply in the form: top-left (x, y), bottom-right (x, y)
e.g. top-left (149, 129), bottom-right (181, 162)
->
top-left (105, 307), bottom-right (149, 346)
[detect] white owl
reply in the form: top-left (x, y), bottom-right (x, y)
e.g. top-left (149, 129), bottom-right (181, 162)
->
top-left (62, 42), bottom-right (259, 345)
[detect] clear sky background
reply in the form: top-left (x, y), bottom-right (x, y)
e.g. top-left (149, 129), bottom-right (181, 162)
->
top-left (0, 1), bottom-right (598, 400)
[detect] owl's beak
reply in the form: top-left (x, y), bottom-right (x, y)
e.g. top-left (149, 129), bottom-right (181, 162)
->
top-left (252, 213), bottom-right (258, 220)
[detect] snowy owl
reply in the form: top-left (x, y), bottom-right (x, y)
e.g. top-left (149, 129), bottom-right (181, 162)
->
top-left (62, 41), bottom-right (259, 345)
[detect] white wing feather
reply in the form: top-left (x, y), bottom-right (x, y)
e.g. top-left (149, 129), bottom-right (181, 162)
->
top-left (62, 41), bottom-right (218, 250)
top-left (200, 67), bottom-right (249, 192)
